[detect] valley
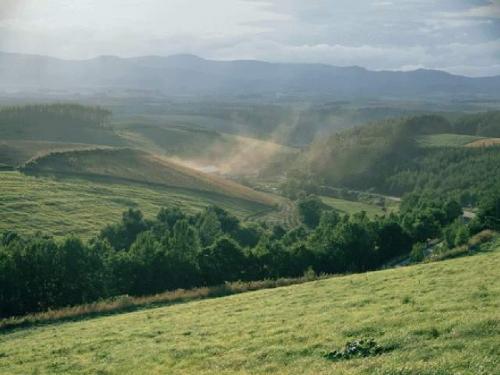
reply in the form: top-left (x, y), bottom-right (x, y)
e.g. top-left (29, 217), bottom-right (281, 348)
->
top-left (0, 27), bottom-right (499, 374)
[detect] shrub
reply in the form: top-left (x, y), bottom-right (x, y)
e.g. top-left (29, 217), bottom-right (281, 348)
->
top-left (410, 242), bottom-right (426, 263)
top-left (324, 338), bottom-right (387, 361)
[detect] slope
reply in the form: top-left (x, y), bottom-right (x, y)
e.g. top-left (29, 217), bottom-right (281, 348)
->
top-left (0, 171), bottom-right (281, 239)
top-left (20, 148), bottom-right (278, 207)
top-left (294, 113), bottom-right (500, 202)
top-left (1, 245), bottom-right (498, 374)
top-left (0, 140), bottom-right (112, 168)
top-left (118, 123), bottom-right (297, 176)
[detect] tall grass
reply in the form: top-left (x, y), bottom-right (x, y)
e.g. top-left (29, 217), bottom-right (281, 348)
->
top-left (427, 230), bottom-right (497, 262)
top-left (0, 273), bottom-right (325, 331)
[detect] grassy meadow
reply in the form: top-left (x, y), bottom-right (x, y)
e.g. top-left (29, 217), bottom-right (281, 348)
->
top-left (0, 245), bottom-right (498, 374)
top-left (22, 148), bottom-right (277, 206)
top-left (320, 196), bottom-right (397, 218)
top-left (0, 171), bottom-right (279, 239)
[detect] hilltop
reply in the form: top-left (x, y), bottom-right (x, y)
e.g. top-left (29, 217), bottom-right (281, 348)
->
top-left (21, 148), bottom-right (277, 207)
top-left (1, 244), bottom-right (498, 374)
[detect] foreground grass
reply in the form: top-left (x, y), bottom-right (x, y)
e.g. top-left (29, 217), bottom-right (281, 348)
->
top-left (0, 172), bottom-right (278, 239)
top-left (1, 247), bottom-right (498, 374)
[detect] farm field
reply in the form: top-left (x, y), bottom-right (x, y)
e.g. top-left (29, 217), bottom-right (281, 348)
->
top-left (0, 172), bottom-right (278, 239)
top-left (466, 138), bottom-right (500, 148)
top-left (416, 133), bottom-right (485, 147)
top-left (320, 196), bottom-right (396, 218)
top-left (1, 244), bottom-right (498, 374)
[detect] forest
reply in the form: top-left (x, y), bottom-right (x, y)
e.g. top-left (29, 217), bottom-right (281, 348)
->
top-left (284, 113), bottom-right (500, 205)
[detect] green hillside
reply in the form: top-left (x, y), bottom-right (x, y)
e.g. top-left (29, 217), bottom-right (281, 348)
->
top-left (291, 113), bottom-right (500, 204)
top-left (21, 148), bottom-right (277, 207)
top-left (1, 246), bottom-right (498, 374)
top-left (0, 140), bottom-right (110, 167)
top-left (0, 171), bottom-right (279, 239)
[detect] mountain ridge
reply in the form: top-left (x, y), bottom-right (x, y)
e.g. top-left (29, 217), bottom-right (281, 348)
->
top-left (1, 51), bottom-right (499, 98)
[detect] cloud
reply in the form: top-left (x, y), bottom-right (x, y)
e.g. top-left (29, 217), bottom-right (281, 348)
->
top-left (0, 0), bottom-right (499, 76)
top-left (458, 2), bottom-right (500, 19)
top-left (0, 0), bottom-right (19, 20)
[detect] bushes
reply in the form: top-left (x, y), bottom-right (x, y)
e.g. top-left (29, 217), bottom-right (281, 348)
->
top-left (324, 338), bottom-right (389, 361)
top-left (410, 243), bottom-right (426, 263)
top-left (296, 195), bottom-right (325, 228)
top-left (478, 192), bottom-right (500, 231)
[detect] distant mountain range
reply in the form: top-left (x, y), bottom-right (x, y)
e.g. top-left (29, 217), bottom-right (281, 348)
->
top-left (1, 51), bottom-right (499, 99)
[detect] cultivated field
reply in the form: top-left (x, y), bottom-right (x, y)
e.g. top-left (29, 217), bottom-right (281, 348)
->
top-left (0, 172), bottom-right (278, 239)
top-left (1, 245), bottom-right (498, 374)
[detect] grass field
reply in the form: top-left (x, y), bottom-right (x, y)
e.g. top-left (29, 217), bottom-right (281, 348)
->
top-left (320, 196), bottom-right (396, 218)
top-left (416, 133), bottom-right (485, 148)
top-left (0, 172), bottom-right (278, 239)
top-left (0, 140), bottom-right (111, 167)
top-left (0, 244), bottom-right (498, 374)
top-left (22, 148), bottom-right (277, 206)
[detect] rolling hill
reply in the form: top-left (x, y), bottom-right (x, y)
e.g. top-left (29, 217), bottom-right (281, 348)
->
top-left (0, 171), bottom-right (280, 239)
top-left (1, 51), bottom-right (499, 99)
top-left (0, 103), bottom-right (296, 176)
top-left (20, 148), bottom-right (278, 207)
top-left (1, 243), bottom-right (498, 374)
top-left (0, 140), bottom-right (112, 168)
top-left (118, 123), bottom-right (297, 176)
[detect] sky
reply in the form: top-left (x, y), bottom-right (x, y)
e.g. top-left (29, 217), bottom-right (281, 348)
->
top-left (0, 0), bottom-right (499, 76)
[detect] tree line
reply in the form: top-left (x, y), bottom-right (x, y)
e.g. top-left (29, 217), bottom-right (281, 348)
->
top-left (0, 104), bottom-right (111, 127)
top-left (1, 191), bottom-right (498, 319)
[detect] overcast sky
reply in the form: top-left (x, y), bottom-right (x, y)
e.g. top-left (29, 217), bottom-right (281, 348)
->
top-left (0, 0), bottom-right (499, 76)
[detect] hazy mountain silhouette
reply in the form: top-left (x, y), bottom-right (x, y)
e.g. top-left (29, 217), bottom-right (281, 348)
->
top-left (1, 51), bottom-right (499, 99)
